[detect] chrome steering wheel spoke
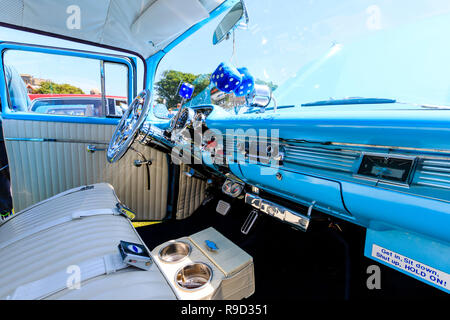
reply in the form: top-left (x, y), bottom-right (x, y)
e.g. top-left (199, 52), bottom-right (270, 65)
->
top-left (107, 89), bottom-right (152, 163)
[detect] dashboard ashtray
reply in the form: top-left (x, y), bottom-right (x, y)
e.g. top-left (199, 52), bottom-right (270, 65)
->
top-left (158, 241), bottom-right (191, 263)
top-left (175, 263), bottom-right (212, 291)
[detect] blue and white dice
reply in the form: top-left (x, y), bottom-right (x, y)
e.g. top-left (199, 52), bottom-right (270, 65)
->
top-left (210, 62), bottom-right (243, 94)
top-left (234, 67), bottom-right (255, 97)
top-left (179, 82), bottom-right (195, 99)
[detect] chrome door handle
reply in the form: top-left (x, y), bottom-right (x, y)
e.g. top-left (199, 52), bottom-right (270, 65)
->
top-left (86, 144), bottom-right (106, 153)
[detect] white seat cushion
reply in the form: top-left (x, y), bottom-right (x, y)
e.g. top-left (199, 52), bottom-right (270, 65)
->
top-left (0, 183), bottom-right (176, 300)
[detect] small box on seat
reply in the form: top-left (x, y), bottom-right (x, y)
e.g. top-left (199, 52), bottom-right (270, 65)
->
top-left (152, 227), bottom-right (255, 300)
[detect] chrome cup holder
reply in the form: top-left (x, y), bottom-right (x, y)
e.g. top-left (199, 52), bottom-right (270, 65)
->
top-left (158, 241), bottom-right (191, 263)
top-left (175, 262), bottom-right (213, 291)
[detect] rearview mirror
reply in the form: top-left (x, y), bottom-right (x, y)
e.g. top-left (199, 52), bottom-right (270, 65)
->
top-left (213, 0), bottom-right (249, 45)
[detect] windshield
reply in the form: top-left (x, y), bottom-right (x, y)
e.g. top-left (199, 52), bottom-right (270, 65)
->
top-left (154, 0), bottom-right (450, 114)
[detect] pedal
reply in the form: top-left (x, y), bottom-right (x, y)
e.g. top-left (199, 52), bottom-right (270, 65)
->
top-left (216, 200), bottom-right (231, 216)
top-left (241, 209), bottom-right (259, 235)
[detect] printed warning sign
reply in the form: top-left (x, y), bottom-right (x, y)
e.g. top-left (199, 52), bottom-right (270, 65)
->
top-left (371, 244), bottom-right (449, 292)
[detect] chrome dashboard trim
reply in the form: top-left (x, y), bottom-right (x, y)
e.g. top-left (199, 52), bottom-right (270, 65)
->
top-left (415, 159), bottom-right (450, 190)
top-left (283, 144), bottom-right (359, 173)
top-left (222, 135), bottom-right (448, 151)
top-left (245, 193), bottom-right (310, 231)
top-left (234, 137), bottom-right (450, 202)
top-left (327, 142), bottom-right (450, 154)
top-left (222, 135), bottom-right (450, 154)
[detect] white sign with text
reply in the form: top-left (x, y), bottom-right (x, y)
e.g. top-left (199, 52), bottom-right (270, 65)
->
top-left (371, 244), bottom-right (449, 292)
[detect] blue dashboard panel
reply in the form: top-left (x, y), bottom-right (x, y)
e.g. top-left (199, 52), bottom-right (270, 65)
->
top-left (237, 163), bottom-right (350, 218)
top-left (228, 161), bottom-right (245, 180)
top-left (204, 101), bottom-right (450, 291)
top-left (205, 103), bottom-right (450, 227)
top-left (341, 181), bottom-right (450, 244)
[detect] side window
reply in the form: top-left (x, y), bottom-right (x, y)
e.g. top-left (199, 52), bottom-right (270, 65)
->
top-left (104, 62), bottom-right (129, 117)
top-left (2, 50), bottom-right (129, 118)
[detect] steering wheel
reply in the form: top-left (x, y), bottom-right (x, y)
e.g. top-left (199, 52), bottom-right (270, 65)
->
top-left (107, 89), bottom-right (152, 163)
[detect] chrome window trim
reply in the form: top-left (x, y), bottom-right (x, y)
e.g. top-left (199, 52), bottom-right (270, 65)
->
top-left (4, 137), bottom-right (108, 145)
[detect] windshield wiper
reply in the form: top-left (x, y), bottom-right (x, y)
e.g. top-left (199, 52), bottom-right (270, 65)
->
top-left (301, 97), bottom-right (396, 107)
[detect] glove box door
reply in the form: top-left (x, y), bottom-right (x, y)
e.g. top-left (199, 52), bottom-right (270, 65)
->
top-left (239, 164), bottom-right (350, 218)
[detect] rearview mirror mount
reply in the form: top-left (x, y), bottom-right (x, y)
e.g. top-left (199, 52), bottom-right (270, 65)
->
top-left (212, 0), bottom-right (249, 45)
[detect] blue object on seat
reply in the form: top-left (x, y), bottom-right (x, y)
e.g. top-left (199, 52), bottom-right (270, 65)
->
top-left (234, 67), bottom-right (254, 97)
top-left (179, 82), bottom-right (195, 99)
top-left (211, 62), bottom-right (242, 93)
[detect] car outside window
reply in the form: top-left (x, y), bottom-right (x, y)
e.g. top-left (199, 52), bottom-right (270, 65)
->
top-left (3, 50), bottom-right (129, 117)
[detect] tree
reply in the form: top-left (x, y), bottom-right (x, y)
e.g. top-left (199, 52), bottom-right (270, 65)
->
top-left (155, 70), bottom-right (211, 109)
top-left (32, 81), bottom-right (84, 94)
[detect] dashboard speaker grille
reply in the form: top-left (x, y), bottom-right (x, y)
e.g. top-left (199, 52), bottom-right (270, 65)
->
top-left (283, 144), bottom-right (360, 173)
top-left (415, 159), bottom-right (450, 190)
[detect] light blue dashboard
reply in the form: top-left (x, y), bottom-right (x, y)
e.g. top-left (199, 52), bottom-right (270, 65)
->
top-left (193, 102), bottom-right (450, 292)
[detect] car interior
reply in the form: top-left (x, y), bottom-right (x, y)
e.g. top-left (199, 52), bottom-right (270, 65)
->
top-left (0, 0), bottom-right (448, 301)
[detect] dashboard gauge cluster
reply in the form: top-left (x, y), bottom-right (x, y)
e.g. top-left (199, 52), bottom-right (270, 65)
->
top-left (222, 179), bottom-right (245, 198)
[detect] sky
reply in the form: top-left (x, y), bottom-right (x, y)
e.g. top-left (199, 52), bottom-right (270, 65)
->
top-left (1, 0), bottom-right (450, 103)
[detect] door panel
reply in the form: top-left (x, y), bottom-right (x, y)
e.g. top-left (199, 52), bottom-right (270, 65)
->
top-left (176, 163), bottom-right (207, 220)
top-left (2, 119), bottom-right (168, 220)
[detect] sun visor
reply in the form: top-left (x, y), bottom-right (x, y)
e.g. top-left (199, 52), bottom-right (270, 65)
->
top-left (131, 0), bottom-right (210, 48)
top-left (22, 0), bottom-right (109, 43)
top-left (0, 0), bottom-right (217, 58)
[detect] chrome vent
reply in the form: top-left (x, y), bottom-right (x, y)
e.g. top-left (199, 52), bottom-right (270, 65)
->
top-left (283, 145), bottom-right (360, 173)
top-left (415, 159), bottom-right (450, 190)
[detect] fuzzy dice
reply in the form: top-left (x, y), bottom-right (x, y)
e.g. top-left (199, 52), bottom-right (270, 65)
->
top-left (179, 82), bottom-right (195, 99)
top-left (210, 62), bottom-right (243, 94)
top-left (234, 67), bottom-right (255, 97)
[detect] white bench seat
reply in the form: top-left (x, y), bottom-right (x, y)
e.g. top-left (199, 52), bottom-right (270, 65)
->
top-left (0, 183), bottom-right (175, 300)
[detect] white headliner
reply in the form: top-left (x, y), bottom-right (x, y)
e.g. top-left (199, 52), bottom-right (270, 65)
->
top-left (0, 0), bottom-right (225, 58)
